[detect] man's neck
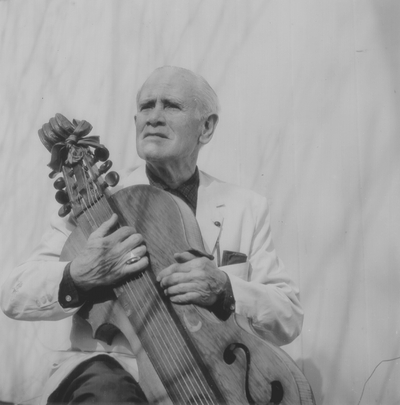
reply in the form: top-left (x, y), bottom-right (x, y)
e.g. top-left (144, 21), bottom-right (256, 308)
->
top-left (146, 161), bottom-right (197, 189)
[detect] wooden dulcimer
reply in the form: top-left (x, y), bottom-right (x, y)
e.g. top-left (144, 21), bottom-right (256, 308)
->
top-left (39, 114), bottom-right (315, 405)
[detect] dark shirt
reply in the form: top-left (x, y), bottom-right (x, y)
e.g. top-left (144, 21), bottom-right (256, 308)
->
top-left (145, 165), bottom-right (199, 214)
top-left (59, 165), bottom-right (235, 320)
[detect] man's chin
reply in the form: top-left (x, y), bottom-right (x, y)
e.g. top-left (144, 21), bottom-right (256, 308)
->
top-left (138, 148), bottom-right (169, 163)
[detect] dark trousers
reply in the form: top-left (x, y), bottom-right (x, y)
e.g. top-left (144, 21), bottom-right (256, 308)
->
top-left (47, 355), bottom-right (148, 404)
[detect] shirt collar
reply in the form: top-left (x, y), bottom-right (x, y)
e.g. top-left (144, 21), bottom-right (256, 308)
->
top-left (145, 165), bottom-right (200, 214)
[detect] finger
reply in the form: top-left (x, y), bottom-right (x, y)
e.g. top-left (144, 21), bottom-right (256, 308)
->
top-left (159, 267), bottom-right (198, 289)
top-left (108, 254), bottom-right (149, 286)
top-left (157, 263), bottom-right (184, 283)
top-left (91, 214), bottom-right (119, 238)
top-left (123, 256), bottom-right (149, 277)
top-left (169, 292), bottom-right (199, 305)
top-left (106, 227), bottom-right (140, 247)
top-left (118, 232), bottom-right (144, 251)
top-left (164, 282), bottom-right (197, 297)
top-left (122, 244), bottom-right (147, 264)
top-left (174, 252), bottom-right (198, 263)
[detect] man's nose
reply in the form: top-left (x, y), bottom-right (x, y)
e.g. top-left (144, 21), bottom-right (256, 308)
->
top-left (147, 105), bottom-right (165, 126)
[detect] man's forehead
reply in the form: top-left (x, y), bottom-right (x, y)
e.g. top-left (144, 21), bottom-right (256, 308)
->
top-left (139, 69), bottom-right (196, 101)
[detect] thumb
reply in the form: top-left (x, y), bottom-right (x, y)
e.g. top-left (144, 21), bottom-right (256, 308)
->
top-left (174, 251), bottom-right (198, 263)
top-left (91, 213), bottom-right (119, 239)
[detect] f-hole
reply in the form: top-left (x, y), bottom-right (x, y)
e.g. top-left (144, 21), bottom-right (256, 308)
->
top-left (223, 343), bottom-right (284, 405)
top-left (270, 380), bottom-right (284, 404)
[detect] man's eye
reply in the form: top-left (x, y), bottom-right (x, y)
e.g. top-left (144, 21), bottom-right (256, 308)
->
top-left (165, 103), bottom-right (180, 109)
top-left (140, 103), bottom-right (153, 111)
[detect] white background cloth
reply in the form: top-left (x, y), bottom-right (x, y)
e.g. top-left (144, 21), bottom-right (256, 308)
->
top-left (0, 1), bottom-right (399, 404)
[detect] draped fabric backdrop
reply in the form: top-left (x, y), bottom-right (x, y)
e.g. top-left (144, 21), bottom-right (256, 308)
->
top-left (1, 1), bottom-right (399, 404)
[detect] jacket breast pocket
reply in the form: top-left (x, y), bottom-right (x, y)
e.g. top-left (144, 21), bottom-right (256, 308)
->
top-left (221, 250), bottom-right (247, 266)
top-left (221, 261), bottom-right (250, 281)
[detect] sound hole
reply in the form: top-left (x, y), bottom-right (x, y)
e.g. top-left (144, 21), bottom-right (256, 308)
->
top-left (223, 343), bottom-right (285, 405)
top-left (270, 380), bottom-right (284, 404)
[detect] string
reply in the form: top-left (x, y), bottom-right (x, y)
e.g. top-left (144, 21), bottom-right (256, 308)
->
top-left (140, 277), bottom-right (216, 403)
top-left (73, 164), bottom-right (100, 230)
top-left (78, 200), bottom-right (207, 402)
top-left (139, 272), bottom-right (216, 403)
top-left (114, 216), bottom-right (214, 402)
top-left (125, 279), bottom-right (196, 403)
top-left (112, 191), bottom-right (216, 402)
top-left (88, 182), bottom-right (109, 225)
top-left (100, 195), bottom-right (215, 400)
top-left (74, 159), bottom-right (217, 403)
top-left (78, 157), bottom-right (113, 230)
top-left (83, 166), bottom-right (104, 226)
top-left (125, 272), bottom-right (215, 403)
top-left (80, 198), bottom-right (98, 229)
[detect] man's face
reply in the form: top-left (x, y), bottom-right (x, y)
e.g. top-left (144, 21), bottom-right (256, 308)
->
top-left (135, 69), bottom-right (204, 167)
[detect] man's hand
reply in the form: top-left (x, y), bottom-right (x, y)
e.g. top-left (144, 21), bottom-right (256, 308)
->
top-left (70, 214), bottom-right (148, 291)
top-left (157, 252), bottom-right (228, 307)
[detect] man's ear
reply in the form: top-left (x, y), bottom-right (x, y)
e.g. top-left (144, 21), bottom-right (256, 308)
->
top-left (199, 114), bottom-right (219, 146)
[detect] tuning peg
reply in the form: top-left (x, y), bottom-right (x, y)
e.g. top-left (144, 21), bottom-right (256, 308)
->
top-left (99, 160), bottom-right (113, 175)
top-left (55, 190), bottom-right (69, 205)
top-left (48, 170), bottom-right (58, 179)
top-left (105, 171), bottom-right (120, 187)
top-left (94, 147), bottom-right (110, 162)
top-left (58, 203), bottom-right (71, 217)
top-left (53, 177), bottom-right (66, 190)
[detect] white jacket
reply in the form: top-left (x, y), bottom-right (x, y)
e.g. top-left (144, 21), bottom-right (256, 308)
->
top-left (1, 165), bottom-right (303, 403)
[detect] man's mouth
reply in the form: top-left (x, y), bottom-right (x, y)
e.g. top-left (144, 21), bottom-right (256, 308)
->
top-left (144, 132), bottom-right (168, 139)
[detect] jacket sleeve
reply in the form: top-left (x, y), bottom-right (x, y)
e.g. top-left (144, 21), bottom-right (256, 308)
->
top-left (225, 195), bottom-right (303, 346)
top-left (1, 213), bottom-right (81, 321)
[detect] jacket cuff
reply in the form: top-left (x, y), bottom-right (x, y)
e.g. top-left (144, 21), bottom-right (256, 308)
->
top-left (209, 272), bottom-right (235, 321)
top-left (58, 262), bottom-right (87, 308)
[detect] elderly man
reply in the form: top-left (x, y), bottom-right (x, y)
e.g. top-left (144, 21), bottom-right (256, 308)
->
top-left (1, 66), bottom-right (303, 404)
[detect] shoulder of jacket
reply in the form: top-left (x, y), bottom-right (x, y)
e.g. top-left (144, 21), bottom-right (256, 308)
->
top-left (199, 170), bottom-right (269, 208)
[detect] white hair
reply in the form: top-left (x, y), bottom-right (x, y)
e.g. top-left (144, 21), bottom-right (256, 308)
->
top-left (136, 66), bottom-right (220, 119)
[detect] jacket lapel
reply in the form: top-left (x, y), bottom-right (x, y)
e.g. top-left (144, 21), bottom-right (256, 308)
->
top-left (196, 171), bottom-right (226, 255)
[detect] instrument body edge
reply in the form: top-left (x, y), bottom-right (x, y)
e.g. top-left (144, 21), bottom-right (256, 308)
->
top-left (61, 185), bottom-right (315, 404)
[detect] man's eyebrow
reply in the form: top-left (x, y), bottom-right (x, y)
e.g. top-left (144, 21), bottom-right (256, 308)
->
top-left (162, 97), bottom-right (183, 106)
top-left (139, 96), bottom-right (154, 102)
top-left (138, 98), bottom-right (155, 106)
